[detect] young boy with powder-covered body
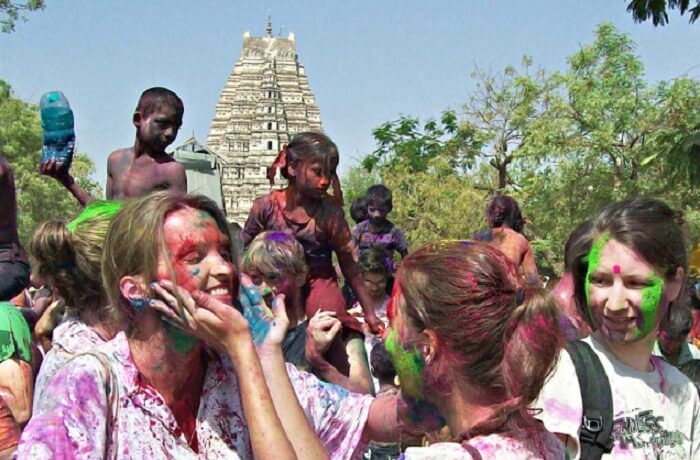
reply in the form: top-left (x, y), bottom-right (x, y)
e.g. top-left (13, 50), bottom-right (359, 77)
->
top-left (244, 231), bottom-right (374, 395)
top-left (351, 185), bottom-right (408, 292)
top-left (106, 87), bottom-right (187, 199)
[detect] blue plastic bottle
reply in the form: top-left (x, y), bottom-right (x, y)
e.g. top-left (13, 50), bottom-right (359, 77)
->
top-left (40, 91), bottom-right (75, 172)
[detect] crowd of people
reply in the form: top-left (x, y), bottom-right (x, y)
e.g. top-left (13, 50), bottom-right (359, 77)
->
top-left (0, 86), bottom-right (699, 459)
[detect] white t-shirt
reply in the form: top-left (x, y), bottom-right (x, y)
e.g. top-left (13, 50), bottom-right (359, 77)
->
top-left (402, 429), bottom-right (565, 459)
top-left (534, 335), bottom-right (700, 459)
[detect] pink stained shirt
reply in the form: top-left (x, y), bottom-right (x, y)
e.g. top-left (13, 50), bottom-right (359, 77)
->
top-left (19, 332), bottom-right (373, 459)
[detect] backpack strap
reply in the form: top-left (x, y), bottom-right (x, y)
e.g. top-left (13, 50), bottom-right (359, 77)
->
top-left (564, 340), bottom-right (615, 460)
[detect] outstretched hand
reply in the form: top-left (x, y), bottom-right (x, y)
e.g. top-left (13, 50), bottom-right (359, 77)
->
top-left (364, 310), bottom-right (385, 336)
top-left (239, 274), bottom-right (290, 350)
top-left (150, 280), bottom-right (251, 356)
top-left (40, 159), bottom-right (74, 186)
top-left (306, 310), bottom-right (342, 357)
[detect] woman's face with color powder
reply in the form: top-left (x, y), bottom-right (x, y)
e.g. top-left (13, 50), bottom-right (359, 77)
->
top-left (158, 206), bottom-right (238, 305)
top-left (585, 237), bottom-right (668, 344)
top-left (384, 282), bottom-right (428, 400)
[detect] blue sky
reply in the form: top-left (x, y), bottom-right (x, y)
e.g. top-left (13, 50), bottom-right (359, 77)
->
top-left (1, 0), bottom-right (699, 186)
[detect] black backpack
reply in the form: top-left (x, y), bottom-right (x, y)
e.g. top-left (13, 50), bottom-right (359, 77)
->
top-left (564, 340), bottom-right (615, 459)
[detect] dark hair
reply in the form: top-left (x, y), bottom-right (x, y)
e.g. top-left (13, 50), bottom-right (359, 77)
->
top-left (370, 340), bottom-right (397, 384)
top-left (678, 360), bottom-right (700, 395)
top-left (350, 196), bottom-right (368, 224)
top-left (136, 87), bottom-right (184, 118)
top-left (396, 241), bottom-right (561, 438)
top-left (281, 132), bottom-right (339, 181)
top-left (359, 246), bottom-right (388, 278)
top-left (570, 198), bottom-right (688, 323)
top-left (486, 195), bottom-right (525, 233)
top-left (366, 184), bottom-right (393, 211)
top-left (564, 220), bottom-right (593, 269)
top-left (661, 303), bottom-right (693, 339)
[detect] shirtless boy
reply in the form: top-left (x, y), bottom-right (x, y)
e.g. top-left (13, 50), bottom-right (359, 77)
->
top-left (106, 87), bottom-right (187, 199)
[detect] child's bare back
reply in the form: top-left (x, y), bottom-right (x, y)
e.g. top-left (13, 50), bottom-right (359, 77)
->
top-left (106, 147), bottom-right (186, 199)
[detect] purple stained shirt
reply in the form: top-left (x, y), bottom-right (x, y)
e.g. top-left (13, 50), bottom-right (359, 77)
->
top-left (351, 220), bottom-right (408, 273)
top-left (19, 332), bottom-right (373, 459)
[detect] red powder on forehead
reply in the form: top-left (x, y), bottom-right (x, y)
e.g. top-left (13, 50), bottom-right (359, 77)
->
top-left (613, 264), bottom-right (621, 274)
top-left (387, 280), bottom-right (403, 323)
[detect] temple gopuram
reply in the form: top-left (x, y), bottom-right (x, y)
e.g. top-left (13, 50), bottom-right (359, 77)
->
top-left (205, 18), bottom-right (324, 224)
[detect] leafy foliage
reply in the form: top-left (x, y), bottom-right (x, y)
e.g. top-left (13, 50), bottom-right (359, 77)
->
top-left (627, 0), bottom-right (700, 25)
top-left (1, 0), bottom-right (44, 32)
top-left (0, 80), bottom-right (101, 246)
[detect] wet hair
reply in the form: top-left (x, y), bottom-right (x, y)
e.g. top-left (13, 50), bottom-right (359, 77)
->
top-left (359, 246), bottom-right (388, 278)
top-left (135, 87), bottom-right (184, 118)
top-left (243, 231), bottom-right (307, 280)
top-left (660, 303), bottom-right (693, 340)
top-left (678, 360), bottom-right (700, 395)
top-left (370, 340), bottom-right (397, 385)
top-left (486, 195), bottom-right (525, 233)
top-left (570, 198), bottom-right (688, 322)
top-left (366, 184), bottom-right (393, 212)
top-left (102, 191), bottom-right (234, 333)
top-left (350, 196), bottom-right (369, 224)
top-left (29, 201), bottom-right (123, 320)
top-left (396, 241), bottom-right (561, 438)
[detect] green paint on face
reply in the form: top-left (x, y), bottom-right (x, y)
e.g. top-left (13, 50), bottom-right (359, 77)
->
top-left (385, 328), bottom-right (425, 399)
top-left (584, 233), bottom-right (611, 326)
top-left (635, 271), bottom-right (664, 339)
top-left (164, 322), bottom-right (199, 354)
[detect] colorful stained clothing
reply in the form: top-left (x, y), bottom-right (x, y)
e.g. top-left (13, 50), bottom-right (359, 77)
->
top-left (33, 315), bottom-right (107, 410)
top-left (0, 301), bottom-right (31, 363)
top-left (400, 430), bottom-right (565, 459)
top-left (351, 220), bottom-right (408, 274)
top-left (534, 335), bottom-right (700, 459)
top-left (242, 190), bottom-right (362, 334)
top-left (18, 332), bottom-right (373, 459)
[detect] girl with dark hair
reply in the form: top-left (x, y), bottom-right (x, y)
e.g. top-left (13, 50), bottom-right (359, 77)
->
top-left (534, 198), bottom-right (699, 459)
top-left (474, 195), bottom-right (540, 287)
top-left (242, 132), bottom-right (384, 371)
top-left (387, 241), bottom-right (564, 458)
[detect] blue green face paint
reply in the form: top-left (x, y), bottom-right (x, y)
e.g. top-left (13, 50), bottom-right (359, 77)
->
top-left (385, 328), bottom-right (425, 399)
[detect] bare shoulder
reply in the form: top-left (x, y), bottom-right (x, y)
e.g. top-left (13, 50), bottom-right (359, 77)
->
top-left (107, 148), bottom-right (134, 169)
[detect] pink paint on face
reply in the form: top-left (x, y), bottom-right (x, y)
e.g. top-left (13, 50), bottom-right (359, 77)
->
top-left (612, 264), bottom-right (621, 274)
top-left (158, 207), bottom-right (238, 304)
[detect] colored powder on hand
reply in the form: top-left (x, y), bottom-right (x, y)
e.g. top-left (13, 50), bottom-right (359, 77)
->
top-left (584, 233), bottom-right (610, 325)
top-left (385, 328), bottom-right (425, 399)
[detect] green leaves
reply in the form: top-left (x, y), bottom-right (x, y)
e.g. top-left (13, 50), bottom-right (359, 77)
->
top-left (1, 0), bottom-right (45, 33)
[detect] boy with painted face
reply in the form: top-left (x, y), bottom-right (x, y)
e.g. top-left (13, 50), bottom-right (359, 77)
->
top-left (653, 303), bottom-right (700, 366)
top-left (106, 87), bottom-right (187, 199)
top-left (534, 198), bottom-right (700, 459)
top-left (244, 231), bottom-right (374, 394)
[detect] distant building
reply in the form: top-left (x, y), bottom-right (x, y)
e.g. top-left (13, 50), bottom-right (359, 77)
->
top-left (206, 18), bottom-right (323, 224)
top-left (171, 135), bottom-right (224, 209)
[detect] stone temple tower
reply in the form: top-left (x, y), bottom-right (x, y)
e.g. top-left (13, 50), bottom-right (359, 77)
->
top-left (207, 18), bottom-right (323, 224)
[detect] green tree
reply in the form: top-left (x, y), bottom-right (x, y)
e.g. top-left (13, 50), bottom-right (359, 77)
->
top-left (0, 79), bottom-right (101, 246)
top-left (1, 0), bottom-right (44, 32)
top-left (627, 0), bottom-right (700, 25)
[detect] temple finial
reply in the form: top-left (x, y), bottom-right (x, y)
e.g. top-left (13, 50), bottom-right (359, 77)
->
top-left (266, 15), bottom-right (272, 36)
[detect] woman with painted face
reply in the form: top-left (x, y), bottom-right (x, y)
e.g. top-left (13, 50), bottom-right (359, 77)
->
top-left (534, 198), bottom-right (700, 459)
top-left (386, 241), bottom-right (565, 458)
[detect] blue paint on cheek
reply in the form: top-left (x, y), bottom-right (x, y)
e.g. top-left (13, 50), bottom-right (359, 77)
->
top-left (191, 268), bottom-right (201, 276)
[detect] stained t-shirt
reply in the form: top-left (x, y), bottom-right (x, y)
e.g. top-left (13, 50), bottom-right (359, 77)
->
top-left (18, 332), bottom-right (374, 459)
top-left (351, 220), bottom-right (408, 273)
top-left (242, 190), bottom-right (354, 278)
top-left (0, 301), bottom-right (31, 363)
top-left (33, 315), bottom-right (107, 410)
top-left (533, 335), bottom-right (700, 459)
top-left (401, 429), bottom-right (565, 459)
